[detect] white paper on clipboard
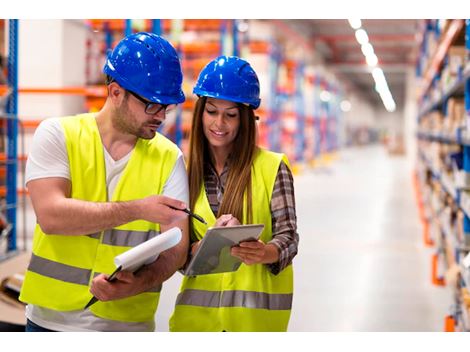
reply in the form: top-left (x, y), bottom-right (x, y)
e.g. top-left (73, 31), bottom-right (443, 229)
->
top-left (114, 226), bottom-right (182, 273)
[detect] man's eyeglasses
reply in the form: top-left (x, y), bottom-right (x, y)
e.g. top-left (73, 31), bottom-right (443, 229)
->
top-left (127, 90), bottom-right (176, 115)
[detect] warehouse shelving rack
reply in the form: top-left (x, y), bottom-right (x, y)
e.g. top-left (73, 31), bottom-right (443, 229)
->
top-left (85, 19), bottom-right (343, 171)
top-left (0, 19), bottom-right (25, 261)
top-left (415, 19), bottom-right (470, 331)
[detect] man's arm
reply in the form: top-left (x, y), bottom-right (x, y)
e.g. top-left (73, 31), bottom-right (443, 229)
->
top-left (27, 177), bottom-right (187, 235)
top-left (87, 150), bottom-right (190, 300)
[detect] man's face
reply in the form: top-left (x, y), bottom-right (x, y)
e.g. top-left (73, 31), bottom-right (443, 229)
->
top-left (113, 90), bottom-right (173, 140)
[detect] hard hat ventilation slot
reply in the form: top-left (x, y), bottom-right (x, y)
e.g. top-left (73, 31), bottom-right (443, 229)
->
top-left (238, 63), bottom-right (250, 77)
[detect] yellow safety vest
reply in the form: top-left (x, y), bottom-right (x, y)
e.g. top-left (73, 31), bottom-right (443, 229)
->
top-left (19, 113), bottom-right (179, 323)
top-left (169, 149), bottom-right (293, 331)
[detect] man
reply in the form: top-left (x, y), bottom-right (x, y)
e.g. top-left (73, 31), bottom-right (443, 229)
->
top-left (19, 32), bottom-right (189, 332)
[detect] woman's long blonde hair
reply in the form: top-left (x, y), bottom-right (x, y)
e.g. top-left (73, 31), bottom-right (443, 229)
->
top-left (188, 97), bottom-right (257, 223)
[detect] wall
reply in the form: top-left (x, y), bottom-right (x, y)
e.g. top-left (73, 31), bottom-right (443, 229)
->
top-left (340, 92), bottom-right (377, 146)
top-left (19, 20), bottom-right (87, 119)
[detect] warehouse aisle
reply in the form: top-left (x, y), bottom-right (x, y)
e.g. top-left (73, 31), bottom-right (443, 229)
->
top-left (290, 145), bottom-right (449, 331)
top-left (156, 145), bottom-right (450, 331)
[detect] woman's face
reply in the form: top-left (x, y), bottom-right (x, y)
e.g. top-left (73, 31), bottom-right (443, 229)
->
top-left (202, 98), bottom-right (240, 153)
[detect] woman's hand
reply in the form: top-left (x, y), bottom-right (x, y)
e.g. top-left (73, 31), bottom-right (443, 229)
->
top-left (214, 214), bottom-right (241, 227)
top-left (190, 241), bottom-right (201, 256)
top-left (231, 240), bottom-right (279, 265)
top-left (231, 240), bottom-right (266, 265)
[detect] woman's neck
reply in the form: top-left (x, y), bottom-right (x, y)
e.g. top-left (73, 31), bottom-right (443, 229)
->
top-left (209, 145), bottom-right (232, 176)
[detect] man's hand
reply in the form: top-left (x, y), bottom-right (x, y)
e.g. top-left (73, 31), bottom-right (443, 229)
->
top-left (138, 195), bottom-right (188, 225)
top-left (89, 271), bottom-right (146, 301)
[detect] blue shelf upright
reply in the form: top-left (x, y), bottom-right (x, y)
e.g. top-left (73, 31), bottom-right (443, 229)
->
top-left (268, 41), bottom-right (282, 153)
top-left (103, 22), bottom-right (113, 53)
top-left (152, 19), bottom-right (162, 36)
top-left (313, 75), bottom-right (322, 159)
top-left (6, 20), bottom-right (19, 252)
top-left (464, 20), bottom-right (470, 243)
top-left (125, 19), bottom-right (132, 37)
top-left (232, 20), bottom-right (240, 57)
top-left (159, 19), bottom-right (183, 147)
top-left (172, 20), bottom-right (183, 148)
top-left (294, 62), bottom-right (305, 162)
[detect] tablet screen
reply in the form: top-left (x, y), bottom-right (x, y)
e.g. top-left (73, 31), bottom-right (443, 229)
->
top-left (184, 224), bottom-right (264, 276)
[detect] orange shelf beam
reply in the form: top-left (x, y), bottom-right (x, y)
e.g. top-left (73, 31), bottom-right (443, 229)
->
top-left (0, 119), bottom-right (48, 130)
top-left (20, 120), bottom-right (41, 129)
top-left (87, 19), bottom-right (223, 33)
top-left (180, 42), bottom-right (221, 55)
top-left (0, 186), bottom-right (28, 197)
top-left (249, 41), bottom-right (270, 54)
top-left (163, 19), bottom-right (223, 31)
top-left (19, 85), bottom-right (107, 97)
top-left (0, 85), bottom-right (108, 97)
top-left (0, 153), bottom-right (28, 162)
top-left (87, 19), bottom-right (130, 32)
top-left (19, 87), bottom-right (87, 95)
top-left (182, 58), bottom-right (214, 71)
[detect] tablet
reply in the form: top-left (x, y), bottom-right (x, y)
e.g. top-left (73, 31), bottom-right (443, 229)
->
top-left (184, 224), bottom-right (264, 276)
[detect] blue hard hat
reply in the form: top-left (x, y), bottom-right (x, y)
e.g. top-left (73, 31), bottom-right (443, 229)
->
top-left (193, 56), bottom-right (261, 109)
top-left (103, 32), bottom-right (185, 105)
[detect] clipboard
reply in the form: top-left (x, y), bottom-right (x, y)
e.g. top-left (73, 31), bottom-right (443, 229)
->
top-left (183, 224), bottom-right (264, 276)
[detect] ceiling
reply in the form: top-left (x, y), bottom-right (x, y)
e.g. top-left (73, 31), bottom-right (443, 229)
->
top-left (283, 19), bottom-right (422, 110)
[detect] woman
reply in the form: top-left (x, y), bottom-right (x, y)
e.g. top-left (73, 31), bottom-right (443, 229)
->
top-left (169, 56), bottom-right (299, 331)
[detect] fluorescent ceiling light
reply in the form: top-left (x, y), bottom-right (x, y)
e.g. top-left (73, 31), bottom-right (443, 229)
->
top-left (340, 100), bottom-right (351, 112)
top-left (361, 43), bottom-right (374, 57)
top-left (320, 90), bottom-right (331, 102)
top-left (366, 53), bottom-right (378, 66)
top-left (355, 29), bottom-right (369, 45)
top-left (349, 25), bottom-right (396, 112)
top-left (372, 68), bottom-right (385, 83)
top-left (348, 19), bottom-right (362, 29)
top-left (237, 20), bottom-right (249, 33)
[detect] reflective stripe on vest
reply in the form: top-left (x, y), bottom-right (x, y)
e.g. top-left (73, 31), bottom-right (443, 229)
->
top-left (102, 229), bottom-right (159, 247)
top-left (88, 229), bottom-right (160, 247)
top-left (176, 289), bottom-right (292, 310)
top-left (28, 252), bottom-right (163, 293)
top-left (28, 253), bottom-right (91, 286)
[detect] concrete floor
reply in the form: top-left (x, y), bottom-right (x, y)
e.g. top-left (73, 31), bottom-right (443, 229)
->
top-left (156, 145), bottom-right (451, 331)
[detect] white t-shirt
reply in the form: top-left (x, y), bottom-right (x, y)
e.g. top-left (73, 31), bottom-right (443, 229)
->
top-left (25, 117), bottom-right (189, 332)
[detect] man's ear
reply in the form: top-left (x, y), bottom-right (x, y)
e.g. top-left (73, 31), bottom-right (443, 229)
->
top-left (108, 82), bottom-right (125, 104)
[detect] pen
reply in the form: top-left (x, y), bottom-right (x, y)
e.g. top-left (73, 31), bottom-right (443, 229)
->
top-left (84, 265), bottom-right (122, 310)
top-left (170, 206), bottom-right (207, 225)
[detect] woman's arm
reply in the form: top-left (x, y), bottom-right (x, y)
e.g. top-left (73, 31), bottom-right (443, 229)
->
top-left (231, 161), bottom-right (299, 272)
